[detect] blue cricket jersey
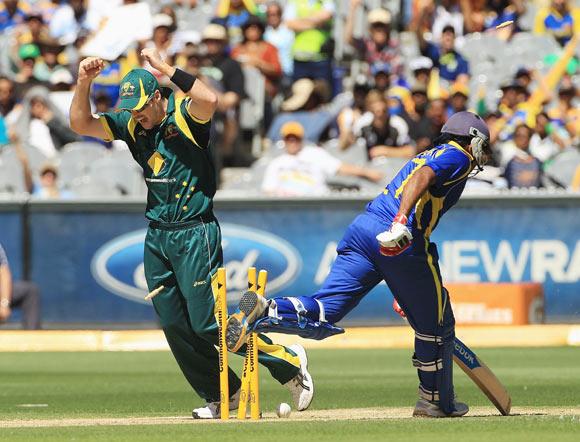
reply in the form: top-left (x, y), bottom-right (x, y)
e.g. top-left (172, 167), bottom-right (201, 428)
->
top-left (366, 141), bottom-right (474, 240)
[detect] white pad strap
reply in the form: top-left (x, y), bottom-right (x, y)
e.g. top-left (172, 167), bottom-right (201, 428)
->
top-left (287, 297), bottom-right (307, 319)
top-left (415, 332), bottom-right (443, 345)
top-left (419, 385), bottom-right (439, 402)
top-left (413, 356), bottom-right (444, 372)
top-left (314, 299), bottom-right (327, 322)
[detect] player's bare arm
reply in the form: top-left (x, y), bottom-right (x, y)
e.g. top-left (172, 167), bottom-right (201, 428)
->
top-left (141, 48), bottom-right (218, 122)
top-left (69, 57), bottom-right (109, 139)
top-left (376, 166), bottom-right (435, 256)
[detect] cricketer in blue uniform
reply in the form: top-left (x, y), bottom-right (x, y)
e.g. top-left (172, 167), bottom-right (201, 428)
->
top-left (227, 111), bottom-right (491, 417)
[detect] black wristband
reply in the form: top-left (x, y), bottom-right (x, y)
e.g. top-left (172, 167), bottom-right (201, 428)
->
top-left (170, 68), bottom-right (196, 92)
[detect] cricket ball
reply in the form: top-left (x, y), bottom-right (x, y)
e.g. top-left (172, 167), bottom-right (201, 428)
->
top-left (276, 402), bottom-right (291, 418)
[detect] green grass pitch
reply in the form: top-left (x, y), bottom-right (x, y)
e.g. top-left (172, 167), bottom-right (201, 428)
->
top-left (0, 347), bottom-right (578, 441)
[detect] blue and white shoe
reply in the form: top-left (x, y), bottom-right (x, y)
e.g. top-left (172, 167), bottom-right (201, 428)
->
top-left (225, 291), bottom-right (268, 352)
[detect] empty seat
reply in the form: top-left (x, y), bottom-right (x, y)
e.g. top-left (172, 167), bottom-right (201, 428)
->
top-left (57, 142), bottom-right (107, 183)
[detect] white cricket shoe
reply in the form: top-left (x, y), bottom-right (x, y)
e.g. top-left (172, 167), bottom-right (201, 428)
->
top-left (192, 388), bottom-right (240, 419)
top-left (284, 344), bottom-right (314, 411)
top-left (412, 398), bottom-right (469, 418)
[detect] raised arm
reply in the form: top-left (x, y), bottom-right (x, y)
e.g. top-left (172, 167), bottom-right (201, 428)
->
top-left (141, 48), bottom-right (218, 122)
top-left (344, 0), bottom-right (363, 47)
top-left (69, 57), bottom-right (109, 139)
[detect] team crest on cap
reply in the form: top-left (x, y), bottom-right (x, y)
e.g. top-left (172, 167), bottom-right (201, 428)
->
top-left (120, 81), bottom-right (136, 97)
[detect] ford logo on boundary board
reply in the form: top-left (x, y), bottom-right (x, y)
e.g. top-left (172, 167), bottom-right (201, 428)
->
top-left (91, 224), bottom-right (302, 304)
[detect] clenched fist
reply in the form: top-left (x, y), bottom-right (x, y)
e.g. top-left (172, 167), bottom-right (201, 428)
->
top-left (141, 48), bottom-right (171, 76)
top-left (78, 57), bottom-right (104, 82)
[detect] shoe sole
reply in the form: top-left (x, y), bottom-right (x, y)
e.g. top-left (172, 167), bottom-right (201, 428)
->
top-left (225, 291), bottom-right (265, 352)
top-left (412, 407), bottom-right (469, 418)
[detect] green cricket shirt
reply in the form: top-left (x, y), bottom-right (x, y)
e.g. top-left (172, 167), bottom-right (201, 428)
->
top-left (99, 93), bottom-right (216, 223)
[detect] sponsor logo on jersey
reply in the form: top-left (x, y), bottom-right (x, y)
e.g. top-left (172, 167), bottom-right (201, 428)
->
top-left (91, 224), bottom-right (302, 304)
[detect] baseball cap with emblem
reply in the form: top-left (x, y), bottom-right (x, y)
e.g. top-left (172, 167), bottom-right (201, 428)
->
top-left (117, 69), bottom-right (159, 111)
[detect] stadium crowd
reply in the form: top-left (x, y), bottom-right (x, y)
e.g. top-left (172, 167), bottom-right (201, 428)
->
top-left (0, 0), bottom-right (579, 198)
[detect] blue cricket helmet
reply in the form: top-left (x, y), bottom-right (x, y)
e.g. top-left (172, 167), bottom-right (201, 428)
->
top-left (441, 111), bottom-right (490, 141)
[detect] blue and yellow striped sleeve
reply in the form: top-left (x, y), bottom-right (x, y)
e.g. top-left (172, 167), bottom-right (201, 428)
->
top-left (425, 148), bottom-right (472, 187)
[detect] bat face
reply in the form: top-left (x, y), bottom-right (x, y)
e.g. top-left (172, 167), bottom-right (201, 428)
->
top-left (453, 338), bottom-right (512, 415)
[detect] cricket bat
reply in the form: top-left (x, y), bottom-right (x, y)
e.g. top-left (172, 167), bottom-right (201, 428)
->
top-left (453, 337), bottom-right (512, 415)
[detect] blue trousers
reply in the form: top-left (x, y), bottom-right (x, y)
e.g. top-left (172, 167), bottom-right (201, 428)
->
top-left (273, 212), bottom-right (457, 412)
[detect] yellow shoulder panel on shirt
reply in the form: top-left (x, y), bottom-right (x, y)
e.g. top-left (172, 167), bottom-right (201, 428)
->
top-left (99, 116), bottom-right (114, 142)
top-left (184, 97), bottom-right (211, 124)
top-left (174, 97), bottom-right (201, 147)
top-left (127, 117), bottom-right (137, 142)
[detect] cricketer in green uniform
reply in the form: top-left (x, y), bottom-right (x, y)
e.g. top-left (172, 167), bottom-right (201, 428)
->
top-left (69, 51), bottom-right (313, 418)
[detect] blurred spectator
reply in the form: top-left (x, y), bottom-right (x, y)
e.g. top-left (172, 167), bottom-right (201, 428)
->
top-left (337, 81), bottom-right (369, 150)
top-left (200, 24), bottom-right (246, 166)
top-left (530, 111), bottom-right (568, 162)
top-left (357, 94), bottom-right (414, 160)
top-left (284, 0), bottom-right (335, 86)
top-left (0, 0), bottom-right (29, 32)
top-left (215, 0), bottom-right (257, 44)
top-left (143, 13), bottom-right (178, 80)
top-left (0, 76), bottom-right (20, 126)
top-left (0, 241), bottom-right (41, 330)
top-left (262, 121), bottom-right (382, 196)
top-left (503, 124), bottom-right (543, 189)
top-left (418, 24), bottom-right (469, 83)
top-left (264, 1), bottom-right (295, 79)
top-left (370, 62), bottom-right (391, 94)
top-left (402, 85), bottom-right (436, 151)
top-left (48, 68), bottom-right (75, 119)
top-left (345, 2), bottom-right (403, 79)
top-left (549, 85), bottom-right (579, 139)
top-left (13, 43), bottom-right (47, 94)
top-left (13, 9), bottom-right (55, 49)
top-left (48, 0), bottom-right (98, 45)
top-left (12, 130), bottom-right (73, 199)
top-left (460, 0), bottom-right (487, 33)
top-left (448, 83), bottom-right (469, 115)
top-left (232, 15), bottom-right (282, 126)
top-left (484, 0), bottom-right (525, 31)
top-left (514, 67), bottom-right (532, 89)
top-left (15, 86), bottom-right (80, 157)
top-left (411, 0), bottom-right (464, 40)
top-left (409, 56), bottom-right (434, 89)
top-left (268, 78), bottom-right (333, 143)
top-left (534, 0), bottom-right (580, 47)
top-left (426, 97), bottom-right (448, 134)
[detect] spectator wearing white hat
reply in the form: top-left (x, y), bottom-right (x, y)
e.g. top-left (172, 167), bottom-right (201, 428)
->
top-left (409, 56), bottom-right (433, 89)
top-left (345, 0), bottom-right (403, 79)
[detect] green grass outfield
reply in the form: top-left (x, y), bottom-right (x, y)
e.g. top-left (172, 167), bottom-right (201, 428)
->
top-left (0, 347), bottom-right (578, 441)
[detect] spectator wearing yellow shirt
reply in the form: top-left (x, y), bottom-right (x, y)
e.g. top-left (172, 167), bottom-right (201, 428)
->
top-left (534, 0), bottom-right (580, 47)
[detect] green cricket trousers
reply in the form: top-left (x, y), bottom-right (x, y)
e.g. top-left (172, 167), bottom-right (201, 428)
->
top-left (143, 214), bottom-right (300, 402)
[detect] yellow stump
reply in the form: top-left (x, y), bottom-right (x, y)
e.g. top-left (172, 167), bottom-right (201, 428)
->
top-left (250, 270), bottom-right (268, 419)
top-left (237, 267), bottom-right (257, 420)
top-left (212, 267), bottom-right (229, 420)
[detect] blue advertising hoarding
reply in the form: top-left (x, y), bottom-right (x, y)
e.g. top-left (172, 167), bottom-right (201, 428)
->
top-left (1, 196), bottom-right (579, 325)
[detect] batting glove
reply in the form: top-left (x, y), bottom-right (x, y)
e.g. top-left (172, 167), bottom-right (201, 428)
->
top-left (376, 213), bottom-right (412, 256)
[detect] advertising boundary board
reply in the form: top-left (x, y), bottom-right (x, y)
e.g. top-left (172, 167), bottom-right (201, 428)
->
top-left (0, 194), bottom-right (578, 325)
